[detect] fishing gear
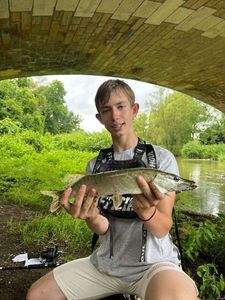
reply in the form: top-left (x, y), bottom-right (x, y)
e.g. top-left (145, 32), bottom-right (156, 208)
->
top-left (0, 261), bottom-right (60, 271)
top-left (40, 245), bottom-right (62, 262)
top-left (0, 245), bottom-right (63, 271)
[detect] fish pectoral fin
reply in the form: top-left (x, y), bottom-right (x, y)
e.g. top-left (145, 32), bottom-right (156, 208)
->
top-left (41, 190), bottom-right (61, 213)
top-left (112, 194), bottom-right (122, 210)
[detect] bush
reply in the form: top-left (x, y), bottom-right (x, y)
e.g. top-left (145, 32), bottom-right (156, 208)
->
top-left (0, 147), bottom-right (96, 208)
top-left (48, 130), bottom-right (111, 152)
top-left (181, 141), bottom-right (203, 158)
top-left (0, 118), bottom-right (22, 134)
top-left (181, 141), bottom-right (225, 160)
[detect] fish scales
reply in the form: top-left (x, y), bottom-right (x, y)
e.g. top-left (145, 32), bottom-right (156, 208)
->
top-left (70, 168), bottom-right (159, 196)
top-left (42, 168), bottom-right (197, 213)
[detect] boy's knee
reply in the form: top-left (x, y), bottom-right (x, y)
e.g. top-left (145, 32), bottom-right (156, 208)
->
top-left (26, 286), bottom-right (37, 300)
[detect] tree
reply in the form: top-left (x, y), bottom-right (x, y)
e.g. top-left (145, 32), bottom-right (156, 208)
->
top-left (134, 89), bottom-right (211, 154)
top-left (133, 112), bottom-right (149, 141)
top-left (0, 80), bottom-right (46, 133)
top-left (149, 92), bottom-right (210, 153)
top-left (0, 79), bottom-right (82, 135)
top-left (37, 80), bottom-right (82, 134)
top-left (0, 118), bottom-right (22, 134)
top-left (199, 114), bottom-right (225, 144)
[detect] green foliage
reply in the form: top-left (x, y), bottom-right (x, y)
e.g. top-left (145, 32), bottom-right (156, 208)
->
top-left (0, 129), bottom-right (111, 158)
top-left (134, 90), bottom-right (212, 155)
top-left (199, 115), bottom-right (225, 145)
top-left (0, 149), bottom-right (95, 208)
top-left (181, 141), bottom-right (225, 160)
top-left (133, 112), bottom-right (149, 141)
top-left (0, 118), bottom-right (22, 134)
top-left (0, 133), bottom-right (35, 158)
top-left (181, 141), bottom-right (204, 159)
top-left (205, 213), bottom-right (225, 266)
top-left (173, 210), bottom-right (225, 299)
top-left (48, 130), bottom-right (111, 152)
top-left (175, 211), bottom-right (225, 264)
top-left (218, 153), bottom-right (225, 161)
top-left (0, 130), bottom-right (111, 208)
top-left (197, 264), bottom-right (225, 299)
top-left (37, 80), bottom-right (82, 134)
top-left (180, 220), bottom-right (216, 261)
top-left (0, 79), bottom-right (46, 133)
top-left (0, 78), bottom-right (82, 135)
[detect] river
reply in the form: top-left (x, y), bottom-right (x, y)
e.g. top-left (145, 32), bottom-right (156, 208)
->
top-left (176, 158), bottom-right (225, 215)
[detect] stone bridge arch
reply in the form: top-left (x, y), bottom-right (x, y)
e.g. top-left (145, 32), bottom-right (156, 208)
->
top-left (0, 0), bottom-right (225, 113)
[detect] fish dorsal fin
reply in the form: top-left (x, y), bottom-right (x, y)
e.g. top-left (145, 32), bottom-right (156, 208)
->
top-left (63, 174), bottom-right (85, 186)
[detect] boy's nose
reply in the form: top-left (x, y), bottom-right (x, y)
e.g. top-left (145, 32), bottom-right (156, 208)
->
top-left (111, 107), bottom-right (119, 120)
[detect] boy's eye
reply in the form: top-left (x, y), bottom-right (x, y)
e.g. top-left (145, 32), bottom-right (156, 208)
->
top-left (101, 108), bottom-right (110, 113)
top-left (118, 105), bottom-right (126, 109)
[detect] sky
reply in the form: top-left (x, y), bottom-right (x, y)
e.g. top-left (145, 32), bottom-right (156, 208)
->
top-left (36, 75), bottom-right (160, 132)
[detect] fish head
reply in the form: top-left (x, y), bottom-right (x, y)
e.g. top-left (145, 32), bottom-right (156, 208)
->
top-left (169, 175), bottom-right (197, 193)
top-left (154, 173), bottom-right (197, 193)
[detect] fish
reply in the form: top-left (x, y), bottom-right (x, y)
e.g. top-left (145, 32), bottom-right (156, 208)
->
top-left (41, 167), bottom-right (197, 213)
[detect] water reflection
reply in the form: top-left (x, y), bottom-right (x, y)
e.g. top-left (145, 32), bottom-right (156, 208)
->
top-left (176, 159), bottom-right (225, 215)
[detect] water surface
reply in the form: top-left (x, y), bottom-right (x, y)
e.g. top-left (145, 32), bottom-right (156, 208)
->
top-left (176, 159), bottom-right (225, 215)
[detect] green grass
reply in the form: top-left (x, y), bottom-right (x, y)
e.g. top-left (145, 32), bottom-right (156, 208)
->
top-left (7, 212), bottom-right (93, 259)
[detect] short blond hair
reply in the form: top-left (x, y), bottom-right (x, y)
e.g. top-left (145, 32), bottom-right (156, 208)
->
top-left (95, 79), bottom-right (135, 112)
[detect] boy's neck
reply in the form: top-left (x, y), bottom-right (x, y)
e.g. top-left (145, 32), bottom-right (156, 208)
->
top-left (112, 132), bottom-right (138, 152)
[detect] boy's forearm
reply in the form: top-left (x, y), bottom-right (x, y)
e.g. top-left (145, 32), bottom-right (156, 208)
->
top-left (143, 207), bottom-right (173, 238)
top-left (86, 214), bottom-right (109, 235)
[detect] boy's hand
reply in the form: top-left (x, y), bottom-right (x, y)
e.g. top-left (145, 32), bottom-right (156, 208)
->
top-left (60, 185), bottom-right (100, 220)
top-left (132, 175), bottom-right (164, 221)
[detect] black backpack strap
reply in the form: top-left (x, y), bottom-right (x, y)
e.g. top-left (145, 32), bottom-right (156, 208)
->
top-left (93, 147), bottom-right (113, 174)
top-left (92, 148), bottom-right (112, 252)
top-left (134, 138), bottom-right (157, 169)
top-left (91, 232), bottom-right (99, 252)
top-left (133, 138), bottom-right (146, 161)
top-left (145, 143), bottom-right (157, 169)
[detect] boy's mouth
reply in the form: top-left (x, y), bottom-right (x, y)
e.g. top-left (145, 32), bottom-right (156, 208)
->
top-left (111, 122), bottom-right (125, 129)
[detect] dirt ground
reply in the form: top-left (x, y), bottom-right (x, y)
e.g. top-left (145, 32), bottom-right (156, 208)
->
top-left (0, 199), bottom-right (50, 300)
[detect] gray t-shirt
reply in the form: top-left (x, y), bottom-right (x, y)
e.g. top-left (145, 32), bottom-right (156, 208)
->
top-left (87, 145), bottom-right (180, 282)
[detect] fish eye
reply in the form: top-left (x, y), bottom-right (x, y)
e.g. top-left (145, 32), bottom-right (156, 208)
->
top-left (173, 176), bottom-right (180, 182)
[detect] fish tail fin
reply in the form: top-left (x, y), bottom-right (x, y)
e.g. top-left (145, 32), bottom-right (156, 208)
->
top-left (41, 190), bottom-right (61, 213)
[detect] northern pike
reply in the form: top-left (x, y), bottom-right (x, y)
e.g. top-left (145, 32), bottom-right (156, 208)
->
top-left (42, 167), bottom-right (197, 213)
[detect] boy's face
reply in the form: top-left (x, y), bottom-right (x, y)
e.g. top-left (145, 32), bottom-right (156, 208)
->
top-left (96, 89), bottom-right (139, 137)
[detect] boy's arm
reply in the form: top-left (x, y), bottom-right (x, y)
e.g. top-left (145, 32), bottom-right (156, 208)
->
top-left (133, 177), bottom-right (175, 238)
top-left (60, 186), bottom-right (109, 235)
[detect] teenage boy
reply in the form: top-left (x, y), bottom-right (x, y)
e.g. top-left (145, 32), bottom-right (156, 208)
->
top-left (27, 79), bottom-right (198, 300)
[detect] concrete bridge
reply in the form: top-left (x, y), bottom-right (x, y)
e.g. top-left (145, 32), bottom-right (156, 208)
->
top-left (0, 0), bottom-right (225, 113)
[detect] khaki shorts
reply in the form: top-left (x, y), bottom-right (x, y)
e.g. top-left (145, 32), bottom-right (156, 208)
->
top-left (53, 256), bottom-right (198, 300)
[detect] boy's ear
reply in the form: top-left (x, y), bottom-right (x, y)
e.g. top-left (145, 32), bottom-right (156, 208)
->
top-left (133, 103), bottom-right (139, 118)
top-left (96, 113), bottom-right (104, 124)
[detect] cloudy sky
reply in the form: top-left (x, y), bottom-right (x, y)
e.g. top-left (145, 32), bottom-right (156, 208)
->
top-left (38, 75), bottom-right (160, 132)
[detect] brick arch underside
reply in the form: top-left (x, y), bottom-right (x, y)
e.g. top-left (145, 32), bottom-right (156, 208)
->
top-left (1, 0), bottom-right (225, 113)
